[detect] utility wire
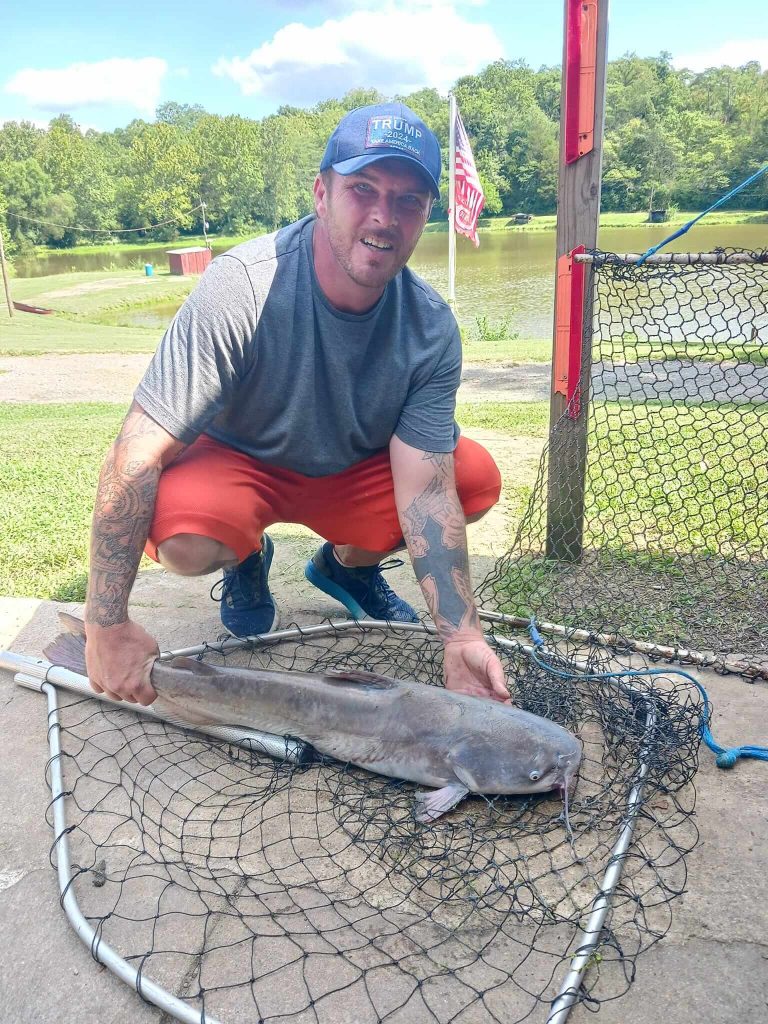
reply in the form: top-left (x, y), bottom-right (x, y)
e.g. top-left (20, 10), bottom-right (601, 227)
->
top-left (7, 203), bottom-right (204, 235)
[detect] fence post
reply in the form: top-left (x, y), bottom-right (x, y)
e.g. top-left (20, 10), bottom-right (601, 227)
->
top-left (545, 0), bottom-right (609, 561)
top-left (0, 226), bottom-right (14, 318)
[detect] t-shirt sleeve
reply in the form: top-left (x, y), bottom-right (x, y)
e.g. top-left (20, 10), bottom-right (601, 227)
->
top-left (393, 323), bottom-right (462, 453)
top-left (134, 255), bottom-right (258, 443)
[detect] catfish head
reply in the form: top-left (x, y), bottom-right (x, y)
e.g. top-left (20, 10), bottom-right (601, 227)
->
top-left (415, 727), bottom-right (582, 824)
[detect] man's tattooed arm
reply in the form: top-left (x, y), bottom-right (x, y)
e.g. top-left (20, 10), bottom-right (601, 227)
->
top-left (398, 448), bottom-right (481, 640)
top-left (85, 402), bottom-right (186, 627)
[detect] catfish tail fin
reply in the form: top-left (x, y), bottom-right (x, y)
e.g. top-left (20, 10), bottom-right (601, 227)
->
top-left (43, 613), bottom-right (88, 675)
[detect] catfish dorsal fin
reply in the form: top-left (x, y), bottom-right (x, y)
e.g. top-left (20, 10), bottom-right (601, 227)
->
top-left (322, 668), bottom-right (397, 689)
top-left (43, 630), bottom-right (87, 676)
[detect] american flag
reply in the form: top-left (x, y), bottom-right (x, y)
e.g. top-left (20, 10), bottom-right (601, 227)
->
top-left (454, 110), bottom-right (485, 247)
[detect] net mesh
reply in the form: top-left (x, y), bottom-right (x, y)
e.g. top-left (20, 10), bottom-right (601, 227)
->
top-left (478, 249), bottom-right (768, 671)
top-left (43, 248), bottom-right (768, 1021)
top-left (50, 623), bottom-right (700, 1024)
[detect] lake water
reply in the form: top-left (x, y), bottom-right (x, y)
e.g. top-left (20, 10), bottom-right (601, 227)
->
top-left (16, 223), bottom-right (767, 339)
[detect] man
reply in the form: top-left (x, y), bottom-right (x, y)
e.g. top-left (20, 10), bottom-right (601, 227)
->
top-left (84, 102), bottom-right (508, 708)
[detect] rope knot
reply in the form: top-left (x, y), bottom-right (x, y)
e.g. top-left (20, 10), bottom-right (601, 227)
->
top-left (715, 748), bottom-right (740, 769)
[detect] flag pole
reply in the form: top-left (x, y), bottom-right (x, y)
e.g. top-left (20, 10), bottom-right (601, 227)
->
top-left (447, 92), bottom-right (457, 307)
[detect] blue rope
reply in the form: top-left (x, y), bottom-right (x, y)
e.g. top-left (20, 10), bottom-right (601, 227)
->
top-left (635, 163), bottom-right (768, 266)
top-left (525, 618), bottom-right (768, 770)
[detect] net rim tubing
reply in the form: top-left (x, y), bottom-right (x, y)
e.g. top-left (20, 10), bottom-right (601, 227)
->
top-left (574, 251), bottom-right (767, 265)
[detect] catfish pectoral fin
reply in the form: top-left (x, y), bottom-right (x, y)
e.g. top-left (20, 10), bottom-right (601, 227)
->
top-left (152, 695), bottom-right (224, 729)
top-left (414, 783), bottom-right (470, 823)
top-left (323, 668), bottom-right (398, 689)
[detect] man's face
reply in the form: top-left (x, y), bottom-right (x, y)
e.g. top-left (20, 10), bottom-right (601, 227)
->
top-left (313, 159), bottom-right (433, 294)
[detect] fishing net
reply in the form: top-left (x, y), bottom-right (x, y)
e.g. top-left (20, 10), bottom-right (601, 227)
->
top-left (478, 249), bottom-right (768, 672)
top-left (48, 620), bottom-right (701, 1024)
top-left (39, 246), bottom-right (768, 1021)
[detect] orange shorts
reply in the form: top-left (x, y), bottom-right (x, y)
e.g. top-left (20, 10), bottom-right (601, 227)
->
top-left (145, 435), bottom-right (501, 562)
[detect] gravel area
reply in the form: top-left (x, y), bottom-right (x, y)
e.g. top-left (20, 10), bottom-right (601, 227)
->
top-left (7, 353), bottom-right (761, 408)
top-left (0, 353), bottom-right (152, 404)
top-left (0, 353), bottom-right (554, 405)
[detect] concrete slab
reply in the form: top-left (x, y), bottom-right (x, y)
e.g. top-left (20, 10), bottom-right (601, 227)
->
top-left (1, 530), bottom-right (766, 1023)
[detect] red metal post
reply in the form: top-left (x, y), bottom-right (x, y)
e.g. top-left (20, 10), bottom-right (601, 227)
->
top-left (565, 0), bottom-right (598, 164)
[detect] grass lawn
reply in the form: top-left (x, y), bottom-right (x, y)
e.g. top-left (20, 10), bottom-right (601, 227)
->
top-left (600, 336), bottom-right (768, 367)
top-left (0, 268), bottom-right (197, 355)
top-left (1, 400), bottom-right (551, 600)
top-left (1, 267), bottom-right (553, 360)
top-left (424, 208), bottom-right (768, 234)
top-left (8, 268), bottom-right (196, 316)
top-left (483, 398), bottom-right (768, 641)
top-left (32, 232), bottom-right (252, 258)
top-left (456, 400), bottom-right (550, 435)
top-left (0, 403), bottom-right (128, 600)
top-left (587, 400), bottom-right (768, 554)
top-left (0, 309), bottom-right (160, 355)
top-left (461, 336), bottom-right (551, 363)
top-left (2, 397), bottom-right (765, 628)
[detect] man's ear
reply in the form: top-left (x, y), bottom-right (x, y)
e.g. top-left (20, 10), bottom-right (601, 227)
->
top-left (313, 173), bottom-right (327, 218)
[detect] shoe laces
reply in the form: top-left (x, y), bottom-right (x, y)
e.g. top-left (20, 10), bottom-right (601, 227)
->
top-left (365, 558), bottom-right (405, 607)
top-left (209, 557), bottom-right (260, 608)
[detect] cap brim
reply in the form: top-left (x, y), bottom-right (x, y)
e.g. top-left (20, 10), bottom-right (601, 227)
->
top-left (331, 154), bottom-right (440, 198)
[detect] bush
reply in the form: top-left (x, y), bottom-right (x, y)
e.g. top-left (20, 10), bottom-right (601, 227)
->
top-left (471, 315), bottom-right (518, 343)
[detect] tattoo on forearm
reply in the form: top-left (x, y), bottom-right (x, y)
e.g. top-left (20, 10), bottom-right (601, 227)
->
top-left (420, 451), bottom-right (452, 472)
top-left (402, 454), bottom-right (481, 638)
top-left (86, 415), bottom-right (167, 627)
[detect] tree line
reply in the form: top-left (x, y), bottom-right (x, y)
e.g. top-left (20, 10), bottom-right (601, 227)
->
top-left (1, 53), bottom-right (766, 253)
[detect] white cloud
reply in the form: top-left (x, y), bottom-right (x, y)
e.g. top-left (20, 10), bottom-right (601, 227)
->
top-left (673, 39), bottom-right (768, 72)
top-left (212, 1), bottom-right (503, 102)
top-left (4, 58), bottom-right (169, 115)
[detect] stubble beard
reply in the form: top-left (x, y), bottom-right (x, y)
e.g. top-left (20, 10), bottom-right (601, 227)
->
top-left (327, 227), bottom-right (410, 291)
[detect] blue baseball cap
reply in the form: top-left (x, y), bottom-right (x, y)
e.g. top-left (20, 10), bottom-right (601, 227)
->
top-left (320, 102), bottom-right (442, 199)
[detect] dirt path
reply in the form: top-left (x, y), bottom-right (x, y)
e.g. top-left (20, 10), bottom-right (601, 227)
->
top-left (0, 353), bottom-right (152, 404)
top-left (41, 277), bottom-right (147, 299)
top-left (0, 353), bottom-right (552, 405)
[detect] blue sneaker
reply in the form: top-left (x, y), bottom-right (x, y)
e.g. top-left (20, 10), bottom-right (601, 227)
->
top-left (305, 542), bottom-right (419, 623)
top-left (211, 534), bottom-right (279, 637)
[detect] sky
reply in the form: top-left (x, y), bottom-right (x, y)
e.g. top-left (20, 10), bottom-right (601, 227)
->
top-left (1, 0), bottom-right (767, 132)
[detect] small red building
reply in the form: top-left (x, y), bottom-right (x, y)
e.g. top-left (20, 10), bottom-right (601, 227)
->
top-left (166, 247), bottom-right (212, 275)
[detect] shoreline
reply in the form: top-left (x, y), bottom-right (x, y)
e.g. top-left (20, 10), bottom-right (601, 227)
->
top-left (22, 209), bottom-right (768, 259)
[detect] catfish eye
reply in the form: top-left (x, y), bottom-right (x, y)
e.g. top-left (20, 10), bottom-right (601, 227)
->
top-left (529, 770), bottom-right (541, 782)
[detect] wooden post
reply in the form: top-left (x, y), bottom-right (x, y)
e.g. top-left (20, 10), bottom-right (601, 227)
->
top-left (0, 226), bottom-right (13, 318)
top-left (545, 0), bottom-right (609, 561)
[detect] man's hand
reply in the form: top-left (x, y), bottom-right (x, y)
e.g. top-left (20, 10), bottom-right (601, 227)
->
top-left (443, 636), bottom-right (511, 704)
top-left (85, 619), bottom-right (159, 706)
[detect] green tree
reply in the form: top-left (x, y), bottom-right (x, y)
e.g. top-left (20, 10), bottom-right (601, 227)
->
top-left (38, 115), bottom-right (117, 238)
top-left (124, 122), bottom-right (199, 238)
top-left (0, 120), bottom-right (45, 163)
top-left (193, 114), bottom-right (265, 232)
top-left (0, 157), bottom-right (53, 245)
top-left (156, 101), bottom-right (207, 130)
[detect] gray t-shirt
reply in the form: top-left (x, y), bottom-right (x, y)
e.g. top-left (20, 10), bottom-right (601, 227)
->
top-left (135, 215), bottom-right (461, 477)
